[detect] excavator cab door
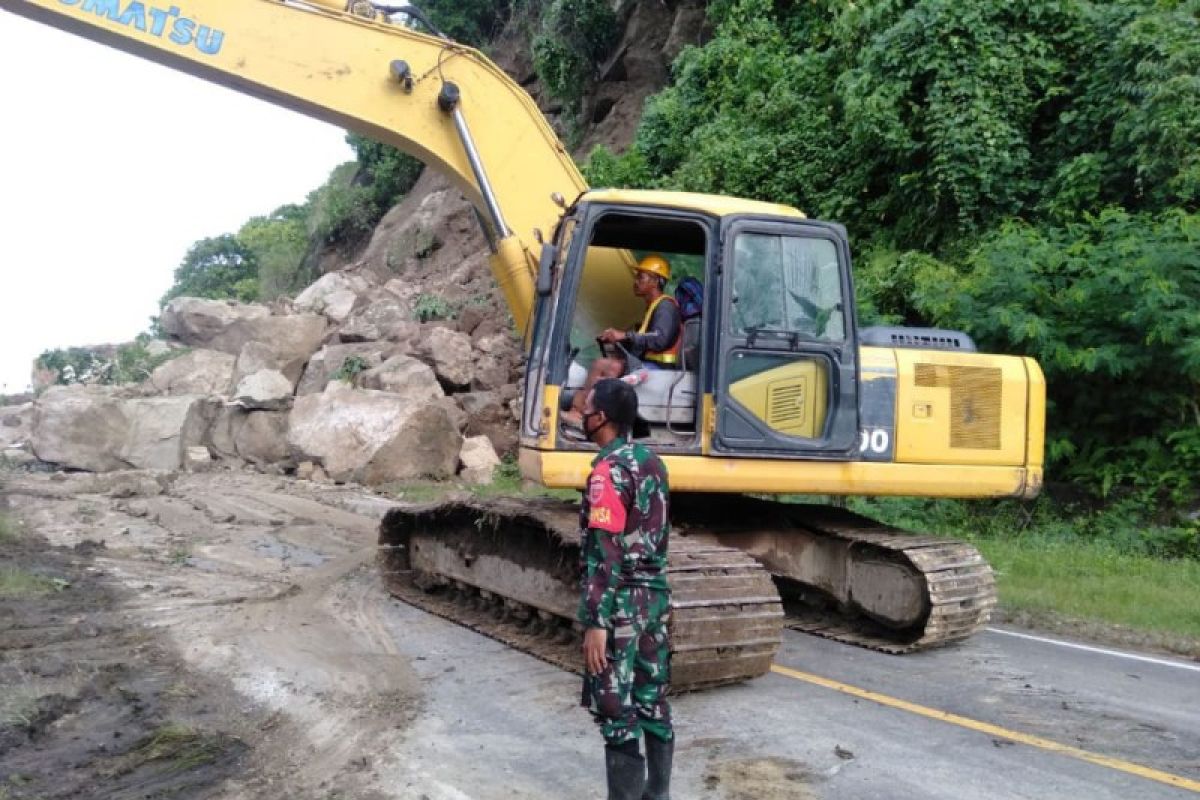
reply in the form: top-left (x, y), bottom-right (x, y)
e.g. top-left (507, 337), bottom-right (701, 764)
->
top-left (713, 218), bottom-right (860, 457)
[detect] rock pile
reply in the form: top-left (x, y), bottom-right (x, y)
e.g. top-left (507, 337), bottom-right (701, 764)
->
top-left (18, 177), bottom-right (523, 487)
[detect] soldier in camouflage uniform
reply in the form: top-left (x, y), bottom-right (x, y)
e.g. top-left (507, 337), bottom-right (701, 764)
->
top-left (577, 378), bottom-right (674, 800)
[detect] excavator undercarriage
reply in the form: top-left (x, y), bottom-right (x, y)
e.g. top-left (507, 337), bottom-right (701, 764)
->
top-left (378, 495), bottom-right (997, 691)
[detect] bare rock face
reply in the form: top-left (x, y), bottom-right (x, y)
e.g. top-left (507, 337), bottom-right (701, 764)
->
top-left (293, 272), bottom-right (371, 324)
top-left (459, 435), bottom-right (501, 485)
top-left (119, 396), bottom-right (213, 471)
top-left (358, 355), bottom-right (444, 404)
top-left (288, 383), bottom-right (461, 484)
top-left (146, 349), bottom-right (236, 396)
top-left (160, 298), bottom-right (272, 354)
top-left (296, 343), bottom-right (392, 396)
top-left (32, 386), bottom-right (132, 471)
top-left (420, 327), bottom-right (475, 390)
top-left (233, 369), bottom-right (294, 411)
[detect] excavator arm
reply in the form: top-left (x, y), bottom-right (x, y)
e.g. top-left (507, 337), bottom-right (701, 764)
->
top-left (0, 0), bottom-right (588, 333)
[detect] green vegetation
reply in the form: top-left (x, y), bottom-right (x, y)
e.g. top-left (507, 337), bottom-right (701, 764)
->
top-left (35, 337), bottom-right (184, 387)
top-left (416, 0), bottom-right (515, 45)
top-left (853, 496), bottom-right (1200, 647)
top-left (333, 355), bottom-right (370, 383)
top-left (533, 0), bottom-right (618, 116)
top-left (387, 455), bottom-right (576, 503)
top-left (0, 514), bottom-right (17, 543)
top-left (240, 204), bottom-right (312, 300)
top-left (107, 723), bottom-right (230, 777)
top-left (413, 293), bottom-right (456, 322)
top-left (588, 0), bottom-right (1200, 512)
top-left (976, 535), bottom-right (1200, 644)
top-left (0, 567), bottom-right (63, 598)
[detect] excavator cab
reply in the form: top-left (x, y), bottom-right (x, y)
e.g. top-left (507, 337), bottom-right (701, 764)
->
top-left (526, 191), bottom-right (861, 460)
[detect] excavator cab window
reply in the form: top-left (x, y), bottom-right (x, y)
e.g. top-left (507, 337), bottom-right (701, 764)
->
top-left (551, 208), bottom-right (713, 451)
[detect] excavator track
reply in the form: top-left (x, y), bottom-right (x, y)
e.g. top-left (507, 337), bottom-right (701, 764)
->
top-left (377, 497), bottom-right (784, 693)
top-left (673, 495), bottom-right (997, 653)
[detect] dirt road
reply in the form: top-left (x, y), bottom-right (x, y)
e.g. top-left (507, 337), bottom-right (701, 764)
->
top-left (3, 468), bottom-right (1197, 800)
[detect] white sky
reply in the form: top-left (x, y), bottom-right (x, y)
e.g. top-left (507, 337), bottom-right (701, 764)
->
top-left (0, 13), bottom-right (354, 395)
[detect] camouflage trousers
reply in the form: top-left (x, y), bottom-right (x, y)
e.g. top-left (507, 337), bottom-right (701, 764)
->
top-left (581, 586), bottom-right (673, 746)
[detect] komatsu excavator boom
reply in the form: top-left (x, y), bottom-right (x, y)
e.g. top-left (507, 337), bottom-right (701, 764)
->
top-left (3, 0), bottom-right (1046, 691)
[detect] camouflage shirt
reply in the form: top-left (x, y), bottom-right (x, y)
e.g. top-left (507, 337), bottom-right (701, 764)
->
top-left (577, 437), bottom-right (671, 629)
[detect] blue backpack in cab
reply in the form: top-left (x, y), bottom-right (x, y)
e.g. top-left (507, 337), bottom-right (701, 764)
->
top-left (675, 277), bottom-right (704, 320)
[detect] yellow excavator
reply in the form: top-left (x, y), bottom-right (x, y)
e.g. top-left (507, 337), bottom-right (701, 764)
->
top-left (3, 0), bottom-right (1045, 691)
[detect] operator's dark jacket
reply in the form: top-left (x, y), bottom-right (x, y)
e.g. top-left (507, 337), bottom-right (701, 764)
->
top-left (626, 297), bottom-right (681, 360)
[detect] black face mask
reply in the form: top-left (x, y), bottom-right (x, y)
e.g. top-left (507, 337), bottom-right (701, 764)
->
top-left (582, 411), bottom-right (606, 441)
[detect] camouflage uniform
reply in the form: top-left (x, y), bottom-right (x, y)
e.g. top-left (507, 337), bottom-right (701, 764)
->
top-left (578, 436), bottom-right (673, 747)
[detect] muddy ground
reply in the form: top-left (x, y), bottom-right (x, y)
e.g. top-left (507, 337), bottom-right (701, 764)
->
top-left (1, 468), bottom-right (427, 800)
top-left (2, 466), bottom-right (1195, 800)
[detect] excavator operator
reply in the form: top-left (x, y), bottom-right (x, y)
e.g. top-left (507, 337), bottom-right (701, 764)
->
top-left (562, 255), bottom-right (683, 428)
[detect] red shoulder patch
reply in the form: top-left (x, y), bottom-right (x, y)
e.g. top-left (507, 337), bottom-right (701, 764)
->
top-left (586, 461), bottom-right (627, 534)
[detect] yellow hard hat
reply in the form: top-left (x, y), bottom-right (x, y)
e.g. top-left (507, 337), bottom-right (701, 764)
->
top-left (634, 254), bottom-right (671, 281)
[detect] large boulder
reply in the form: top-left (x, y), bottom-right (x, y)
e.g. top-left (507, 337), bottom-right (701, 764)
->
top-left (339, 298), bottom-right (413, 343)
top-left (160, 298), bottom-right (326, 360)
top-left (229, 317), bottom-right (327, 387)
top-left (233, 369), bottom-right (294, 411)
top-left (32, 386), bottom-right (212, 472)
top-left (120, 396), bottom-right (213, 471)
top-left (235, 410), bottom-right (291, 465)
top-left (358, 355), bottom-right (444, 404)
top-left (419, 327), bottom-right (474, 390)
top-left (160, 298), bottom-right (271, 354)
top-left (32, 386), bottom-right (132, 471)
top-left (296, 343), bottom-right (391, 396)
top-left (205, 406), bottom-right (289, 466)
top-left (288, 383), bottom-right (461, 485)
top-left (293, 272), bottom-right (371, 324)
top-left (146, 349), bottom-right (236, 396)
top-left (459, 435), bottom-right (501, 485)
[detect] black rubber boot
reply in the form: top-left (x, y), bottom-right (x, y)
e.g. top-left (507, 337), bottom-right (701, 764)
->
top-left (642, 735), bottom-right (673, 800)
top-left (605, 742), bottom-right (646, 800)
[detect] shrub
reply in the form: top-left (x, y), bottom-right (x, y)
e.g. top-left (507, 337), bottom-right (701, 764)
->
top-left (533, 0), bottom-right (618, 113)
top-left (413, 293), bottom-right (456, 322)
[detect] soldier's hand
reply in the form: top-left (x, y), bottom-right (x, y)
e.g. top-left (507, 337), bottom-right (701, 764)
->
top-left (583, 627), bottom-right (608, 675)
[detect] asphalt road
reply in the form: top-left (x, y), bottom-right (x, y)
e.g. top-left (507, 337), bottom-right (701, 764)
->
top-left (378, 592), bottom-right (1200, 799)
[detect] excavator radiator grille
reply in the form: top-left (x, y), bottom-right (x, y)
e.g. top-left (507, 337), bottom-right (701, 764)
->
top-left (767, 381), bottom-right (806, 428)
top-left (914, 364), bottom-right (1003, 450)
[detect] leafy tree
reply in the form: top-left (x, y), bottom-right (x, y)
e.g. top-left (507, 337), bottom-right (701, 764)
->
top-left (917, 208), bottom-right (1200, 503)
top-left (346, 133), bottom-right (424, 209)
top-left (239, 204), bottom-right (311, 300)
top-left (159, 234), bottom-right (258, 306)
top-left (584, 0), bottom-right (1200, 505)
top-left (414, 0), bottom-right (514, 45)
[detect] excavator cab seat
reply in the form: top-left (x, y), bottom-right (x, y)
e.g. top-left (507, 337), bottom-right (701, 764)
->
top-left (563, 361), bottom-right (697, 426)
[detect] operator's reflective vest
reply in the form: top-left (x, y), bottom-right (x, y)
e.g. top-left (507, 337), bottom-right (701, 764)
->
top-left (639, 295), bottom-right (682, 366)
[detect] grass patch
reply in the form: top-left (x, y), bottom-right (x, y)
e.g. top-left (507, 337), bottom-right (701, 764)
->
top-left (108, 723), bottom-right (228, 778)
top-left (0, 567), bottom-right (65, 598)
top-left (385, 457), bottom-right (577, 504)
top-left (972, 535), bottom-right (1200, 641)
top-left (0, 513), bottom-right (18, 543)
top-left (851, 496), bottom-right (1200, 648)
